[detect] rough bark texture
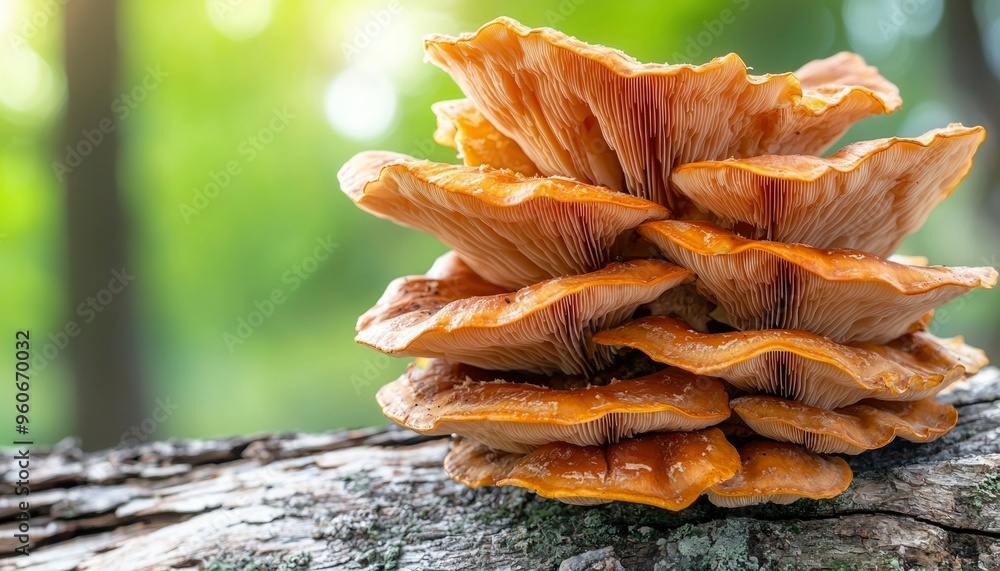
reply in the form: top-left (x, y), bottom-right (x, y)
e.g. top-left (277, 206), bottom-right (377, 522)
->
top-left (2, 368), bottom-right (1000, 571)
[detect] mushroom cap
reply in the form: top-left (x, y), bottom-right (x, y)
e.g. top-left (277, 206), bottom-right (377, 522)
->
top-left (638, 220), bottom-right (998, 343)
top-left (706, 440), bottom-right (853, 507)
top-left (593, 316), bottom-right (986, 409)
top-left (432, 98), bottom-right (541, 175)
top-left (338, 151), bottom-right (671, 290)
top-left (376, 358), bottom-right (731, 453)
top-left (357, 257), bottom-right (694, 375)
top-left (672, 124), bottom-right (985, 256)
top-left (443, 437), bottom-right (525, 488)
top-left (424, 18), bottom-right (899, 210)
top-left (495, 429), bottom-right (741, 510)
top-left (730, 395), bottom-right (958, 455)
top-left (357, 252), bottom-right (507, 332)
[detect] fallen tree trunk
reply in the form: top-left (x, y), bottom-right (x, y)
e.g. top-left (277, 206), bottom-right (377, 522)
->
top-left (2, 367), bottom-right (1000, 571)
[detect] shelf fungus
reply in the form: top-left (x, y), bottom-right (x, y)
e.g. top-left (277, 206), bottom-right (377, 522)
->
top-left (377, 359), bottom-right (730, 453)
top-left (431, 99), bottom-right (540, 176)
top-left (424, 18), bottom-right (899, 211)
top-left (356, 255), bottom-right (692, 374)
top-left (339, 151), bottom-right (670, 290)
top-left (446, 429), bottom-right (742, 509)
top-left (594, 316), bottom-right (987, 409)
top-left (706, 440), bottom-right (853, 507)
top-left (639, 220), bottom-right (997, 343)
top-left (672, 124), bottom-right (985, 256)
top-left (730, 396), bottom-right (958, 455)
top-left (340, 17), bottom-right (995, 512)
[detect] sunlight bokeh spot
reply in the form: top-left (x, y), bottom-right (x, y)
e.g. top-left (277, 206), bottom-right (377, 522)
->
top-left (323, 64), bottom-right (397, 141)
top-left (843, 0), bottom-right (942, 61)
top-left (206, 0), bottom-right (273, 41)
top-left (0, 46), bottom-right (55, 114)
top-left (843, 0), bottom-right (901, 60)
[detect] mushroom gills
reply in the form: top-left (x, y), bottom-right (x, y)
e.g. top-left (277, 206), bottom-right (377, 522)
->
top-left (731, 395), bottom-right (958, 454)
top-left (377, 358), bottom-right (731, 454)
top-left (638, 220), bottom-right (997, 343)
top-left (357, 256), bottom-right (693, 375)
top-left (672, 124), bottom-right (985, 256)
top-left (431, 98), bottom-right (541, 175)
top-left (426, 18), bottom-right (900, 210)
top-left (339, 151), bottom-right (670, 290)
top-left (594, 316), bottom-right (985, 409)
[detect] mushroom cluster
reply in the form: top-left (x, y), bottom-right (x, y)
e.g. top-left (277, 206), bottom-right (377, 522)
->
top-left (339, 18), bottom-right (997, 510)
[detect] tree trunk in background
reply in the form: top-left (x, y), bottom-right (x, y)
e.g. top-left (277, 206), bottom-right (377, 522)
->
top-left (2, 368), bottom-right (999, 570)
top-left (948, 2), bottom-right (1000, 360)
top-left (948, 1), bottom-right (1000, 166)
top-left (63, 0), bottom-right (145, 450)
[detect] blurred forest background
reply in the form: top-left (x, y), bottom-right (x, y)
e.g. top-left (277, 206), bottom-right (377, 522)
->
top-left (2, 0), bottom-right (999, 449)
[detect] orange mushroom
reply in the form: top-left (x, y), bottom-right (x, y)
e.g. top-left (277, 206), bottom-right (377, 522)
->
top-left (496, 429), bottom-right (741, 509)
top-left (377, 358), bottom-right (730, 453)
top-left (594, 316), bottom-right (987, 409)
top-left (638, 220), bottom-right (997, 342)
top-left (443, 437), bottom-right (525, 488)
top-left (432, 98), bottom-right (541, 175)
top-left (706, 440), bottom-right (852, 507)
top-left (337, 17), bottom-right (995, 512)
top-left (357, 256), bottom-right (693, 374)
top-left (730, 395), bottom-right (958, 455)
top-left (425, 18), bottom-right (899, 210)
top-left (357, 252), bottom-right (507, 332)
top-left (672, 124), bottom-right (985, 256)
top-left (339, 151), bottom-right (670, 290)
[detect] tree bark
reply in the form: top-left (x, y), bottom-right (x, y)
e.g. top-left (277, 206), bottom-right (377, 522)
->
top-left (3, 367), bottom-right (1000, 570)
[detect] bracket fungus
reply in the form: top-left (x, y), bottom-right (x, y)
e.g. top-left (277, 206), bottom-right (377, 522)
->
top-left (339, 151), bottom-right (670, 290)
top-left (431, 98), bottom-right (540, 176)
top-left (356, 256), bottom-right (692, 375)
top-left (672, 124), bottom-right (986, 256)
top-left (424, 18), bottom-right (900, 212)
top-left (730, 396), bottom-right (958, 455)
top-left (443, 437), bottom-right (525, 488)
top-left (493, 429), bottom-right (741, 509)
top-left (594, 316), bottom-right (987, 409)
top-left (639, 219), bottom-right (997, 342)
top-left (377, 359), bottom-right (730, 453)
top-left (705, 440), bottom-right (853, 508)
top-left (340, 17), bottom-right (995, 512)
